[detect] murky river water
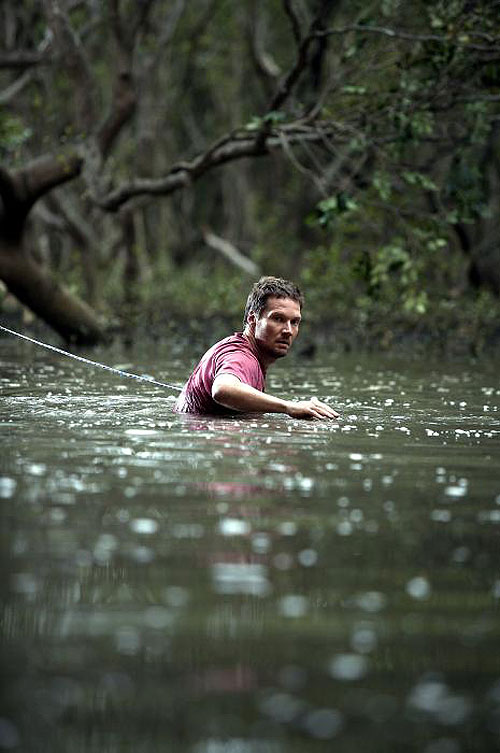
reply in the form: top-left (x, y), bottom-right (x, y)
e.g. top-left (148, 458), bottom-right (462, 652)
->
top-left (1, 337), bottom-right (500, 753)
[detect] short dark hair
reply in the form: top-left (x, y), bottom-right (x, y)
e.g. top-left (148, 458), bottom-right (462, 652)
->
top-left (243, 276), bottom-right (304, 327)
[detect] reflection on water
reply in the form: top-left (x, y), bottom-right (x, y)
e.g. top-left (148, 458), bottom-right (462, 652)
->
top-left (1, 340), bottom-right (500, 752)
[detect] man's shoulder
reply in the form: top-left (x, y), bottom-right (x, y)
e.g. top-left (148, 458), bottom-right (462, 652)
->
top-left (208, 332), bottom-right (253, 357)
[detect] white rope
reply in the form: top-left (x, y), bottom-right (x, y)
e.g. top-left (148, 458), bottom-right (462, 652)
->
top-left (0, 324), bottom-right (182, 392)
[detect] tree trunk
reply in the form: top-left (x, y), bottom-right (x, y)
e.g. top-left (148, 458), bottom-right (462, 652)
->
top-left (0, 238), bottom-right (107, 345)
top-left (0, 156), bottom-right (108, 345)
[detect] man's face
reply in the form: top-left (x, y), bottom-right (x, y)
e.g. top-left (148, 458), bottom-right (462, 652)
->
top-left (249, 296), bottom-right (301, 360)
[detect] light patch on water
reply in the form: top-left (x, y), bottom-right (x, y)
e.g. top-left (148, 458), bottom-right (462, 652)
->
top-left (124, 429), bottom-right (162, 437)
top-left (218, 518), bottom-right (251, 536)
top-left (252, 532), bottom-right (272, 554)
top-left (192, 739), bottom-right (281, 753)
top-left (283, 474), bottom-right (315, 492)
top-left (144, 606), bottom-right (173, 629)
top-left (164, 586), bottom-right (190, 607)
top-left (478, 509), bottom-right (500, 523)
top-left (406, 576), bottom-right (431, 600)
top-left (26, 463), bottom-right (46, 476)
top-left (407, 678), bottom-right (472, 725)
top-left (329, 653), bottom-right (368, 681)
top-left (130, 545), bottom-right (154, 563)
top-left (172, 523), bottom-right (204, 538)
top-left (279, 594), bottom-right (308, 618)
top-left (0, 477), bottom-right (17, 499)
top-left (298, 548), bottom-right (318, 567)
top-left (130, 518), bottom-right (159, 535)
top-left (355, 591), bottom-right (387, 613)
top-left (491, 581), bottom-right (500, 599)
top-left (451, 546), bottom-right (470, 564)
top-left (260, 691), bottom-right (306, 723)
top-left (11, 572), bottom-right (39, 596)
top-left (303, 708), bottom-right (343, 739)
top-left (212, 563), bottom-right (270, 597)
top-left (337, 521), bottom-right (353, 536)
top-left (115, 626), bottom-right (141, 655)
top-left (93, 533), bottom-right (118, 565)
top-left (350, 624), bottom-right (378, 653)
top-left (445, 485), bottom-right (467, 499)
top-left (431, 509), bottom-right (452, 523)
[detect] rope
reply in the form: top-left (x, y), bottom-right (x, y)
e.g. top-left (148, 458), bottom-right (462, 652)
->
top-left (0, 324), bottom-right (182, 392)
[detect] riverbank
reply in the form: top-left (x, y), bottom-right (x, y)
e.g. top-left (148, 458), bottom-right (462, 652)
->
top-left (2, 288), bottom-right (500, 359)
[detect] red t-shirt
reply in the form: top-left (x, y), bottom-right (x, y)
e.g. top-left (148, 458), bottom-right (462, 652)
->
top-left (174, 333), bottom-right (266, 415)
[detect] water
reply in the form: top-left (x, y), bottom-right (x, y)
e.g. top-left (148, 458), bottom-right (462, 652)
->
top-left (1, 337), bottom-right (500, 753)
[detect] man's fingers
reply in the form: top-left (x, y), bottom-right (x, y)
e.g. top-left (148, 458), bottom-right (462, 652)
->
top-left (310, 397), bottom-right (339, 419)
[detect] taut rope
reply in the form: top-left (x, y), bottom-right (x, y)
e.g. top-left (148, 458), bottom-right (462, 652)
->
top-left (0, 324), bottom-right (182, 392)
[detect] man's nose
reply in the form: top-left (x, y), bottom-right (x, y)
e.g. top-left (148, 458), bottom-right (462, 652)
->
top-left (283, 321), bottom-right (293, 334)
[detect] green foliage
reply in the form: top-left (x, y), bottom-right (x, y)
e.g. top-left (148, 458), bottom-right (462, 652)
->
top-left (2, 0), bottom-right (499, 345)
top-left (314, 194), bottom-right (359, 228)
top-left (0, 110), bottom-right (32, 155)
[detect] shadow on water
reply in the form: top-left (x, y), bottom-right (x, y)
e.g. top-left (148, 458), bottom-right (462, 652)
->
top-left (1, 339), bottom-right (500, 752)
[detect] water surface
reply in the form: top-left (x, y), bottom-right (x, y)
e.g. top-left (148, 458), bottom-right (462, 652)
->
top-left (1, 338), bottom-right (500, 753)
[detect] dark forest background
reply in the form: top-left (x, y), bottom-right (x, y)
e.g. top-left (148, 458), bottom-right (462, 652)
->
top-left (1, 0), bottom-right (499, 351)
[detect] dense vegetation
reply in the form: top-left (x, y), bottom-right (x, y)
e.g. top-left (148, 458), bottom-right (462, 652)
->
top-left (1, 0), bottom-right (499, 350)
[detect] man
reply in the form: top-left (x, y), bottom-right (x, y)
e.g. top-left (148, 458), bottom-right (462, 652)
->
top-left (174, 276), bottom-right (338, 420)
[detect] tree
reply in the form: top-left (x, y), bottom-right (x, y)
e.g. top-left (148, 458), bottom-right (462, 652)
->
top-left (1, 0), bottom-right (499, 343)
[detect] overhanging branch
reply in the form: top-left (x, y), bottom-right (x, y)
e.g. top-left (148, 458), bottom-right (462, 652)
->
top-left (95, 124), bottom-right (344, 211)
top-left (319, 24), bottom-right (500, 52)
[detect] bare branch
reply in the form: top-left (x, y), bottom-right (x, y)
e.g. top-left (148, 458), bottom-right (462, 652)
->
top-left (43, 0), bottom-right (96, 132)
top-left (0, 70), bottom-right (33, 105)
top-left (32, 202), bottom-right (66, 231)
top-left (283, 0), bottom-right (302, 46)
top-left (146, 0), bottom-right (186, 72)
top-left (264, 1), bottom-right (334, 117)
top-left (97, 0), bottom-right (155, 160)
top-left (49, 192), bottom-right (99, 249)
top-left (12, 151), bottom-right (84, 208)
top-left (0, 52), bottom-right (50, 69)
top-left (277, 131), bottom-right (326, 194)
top-left (246, 5), bottom-right (281, 92)
top-left (319, 24), bottom-right (500, 52)
top-left (95, 123), bottom-right (344, 211)
top-left (202, 229), bottom-right (260, 276)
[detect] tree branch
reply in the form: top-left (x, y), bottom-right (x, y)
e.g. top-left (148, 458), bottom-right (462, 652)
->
top-left (0, 52), bottom-right (50, 69)
top-left (319, 24), bottom-right (500, 52)
top-left (12, 152), bottom-right (84, 209)
top-left (283, 0), bottom-right (302, 46)
top-left (0, 70), bottom-right (33, 105)
top-left (43, 0), bottom-right (96, 133)
top-left (202, 229), bottom-right (260, 276)
top-left (97, 0), bottom-right (155, 160)
top-left (95, 123), bottom-right (343, 211)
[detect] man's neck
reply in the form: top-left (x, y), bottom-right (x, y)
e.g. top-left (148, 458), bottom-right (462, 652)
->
top-left (242, 329), bottom-right (275, 371)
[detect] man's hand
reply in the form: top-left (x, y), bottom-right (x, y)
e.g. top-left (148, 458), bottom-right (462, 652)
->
top-left (285, 397), bottom-right (339, 420)
top-left (212, 375), bottom-right (339, 419)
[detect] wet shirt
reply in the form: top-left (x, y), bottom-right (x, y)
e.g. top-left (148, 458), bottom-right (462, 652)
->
top-left (174, 333), bottom-right (266, 415)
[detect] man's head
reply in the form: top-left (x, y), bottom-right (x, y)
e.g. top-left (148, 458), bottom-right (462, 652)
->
top-left (243, 276), bottom-right (304, 328)
top-left (243, 276), bottom-right (304, 363)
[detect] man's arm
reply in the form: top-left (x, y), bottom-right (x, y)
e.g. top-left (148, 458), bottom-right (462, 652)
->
top-left (212, 374), bottom-right (339, 420)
